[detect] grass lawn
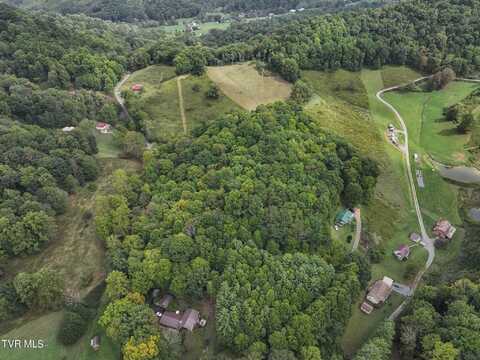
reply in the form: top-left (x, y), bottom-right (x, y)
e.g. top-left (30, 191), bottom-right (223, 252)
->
top-left (123, 65), bottom-right (177, 91)
top-left (207, 63), bottom-right (292, 110)
top-left (182, 74), bottom-right (241, 128)
top-left (0, 307), bottom-right (121, 360)
top-left (303, 69), bottom-right (369, 109)
top-left (381, 65), bottom-right (422, 88)
top-left (95, 132), bottom-right (121, 158)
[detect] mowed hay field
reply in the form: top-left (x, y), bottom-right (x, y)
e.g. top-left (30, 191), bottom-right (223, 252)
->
top-left (207, 63), bottom-right (292, 110)
top-left (383, 81), bottom-right (480, 165)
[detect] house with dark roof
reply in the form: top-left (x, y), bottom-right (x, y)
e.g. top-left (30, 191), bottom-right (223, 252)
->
top-left (157, 308), bottom-right (201, 332)
top-left (366, 276), bottom-right (393, 306)
top-left (433, 219), bottom-right (456, 240)
top-left (394, 245), bottom-right (410, 261)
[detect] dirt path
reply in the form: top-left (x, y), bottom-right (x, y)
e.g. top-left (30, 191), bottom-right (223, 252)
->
top-left (351, 208), bottom-right (362, 252)
top-left (114, 73), bottom-right (130, 116)
top-left (177, 75), bottom-right (189, 135)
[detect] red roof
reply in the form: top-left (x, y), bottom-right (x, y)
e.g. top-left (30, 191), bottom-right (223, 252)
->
top-left (131, 84), bottom-right (143, 91)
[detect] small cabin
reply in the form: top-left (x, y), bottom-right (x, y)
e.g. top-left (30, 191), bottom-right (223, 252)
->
top-left (90, 335), bottom-right (100, 351)
top-left (335, 209), bottom-right (355, 227)
top-left (131, 84), bottom-right (143, 92)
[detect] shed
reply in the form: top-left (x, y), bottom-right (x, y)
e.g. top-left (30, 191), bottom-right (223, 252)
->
top-left (90, 335), bottom-right (100, 351)
top-left (131, 84), bottom-right (143, 92)
top-left (394, 245), bottom-right (410, 261)
top-left (360, 301), bottom-right (374, 314)
top-left (156, 294), bottom-right (174, 309)
top-left (335, 209), bottom-right (354, 226)
top-left (366, 276), bottom-right (393, 306)
top-left (62, 126), bottom-right (75, 132)
top-left (409, 232), bottom-right (421, 243)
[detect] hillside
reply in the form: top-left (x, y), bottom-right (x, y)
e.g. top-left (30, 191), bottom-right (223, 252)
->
top-left (2, 0), bottom-right (389, 22)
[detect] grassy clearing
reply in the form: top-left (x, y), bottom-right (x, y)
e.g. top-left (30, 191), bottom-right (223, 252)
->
top-left (207, 63), bottom-right (292, 110)
top-left (383, 81), bottom-right (480, 165)
top-left (303, 69), bottom-right (369, 109)
top-left (182, 74), bottom-right (241, 128)
top-left (342, 293), bottom-right (404, 354)
top-left (124, 66), bottom-right (241, 139)
top-left (1, 305), bottom-right (121, 360)
top-left (381, 65), bottom-right (422, 88)
top-left (3, 159), bottom-right (140, 295)
top-left (160, 19), bottom-right (230, 35)
top-left (95, 132), bottom-right (121, 158)
top-left (122, 65), bottom-right (176, 92)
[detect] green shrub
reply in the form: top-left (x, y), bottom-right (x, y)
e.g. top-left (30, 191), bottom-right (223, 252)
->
top-left (57, 311), bottom-right (88, 345)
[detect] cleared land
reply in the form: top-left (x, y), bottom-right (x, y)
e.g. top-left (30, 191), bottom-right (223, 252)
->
top-left (2, 159), bottom-right (140, 295)
top-left (207, 63), bottom-right (292, 110)
top-left (123, 66), bottom-right (240, 139)
top-left (384, 81), bottom-right (480, 165)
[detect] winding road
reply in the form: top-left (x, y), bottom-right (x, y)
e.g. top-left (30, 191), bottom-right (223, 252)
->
top-left (376, 77), bottom-right (436, 320)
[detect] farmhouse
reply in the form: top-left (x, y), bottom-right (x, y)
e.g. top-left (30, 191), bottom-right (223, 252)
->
top-left (335, 209), bottom-right (354, 227)
top-left (131, 84), bottom-right (143, 92)
top-left (366, 276), bottom-right (393, 306)
top-left (158, 309), bottom-right (201, 332)
top-left (433, 219), bottom-right (456, 240)
top-left (96, 122), bottom-right (112, 134)
top-left (394, 244), bottom-right (410, 261)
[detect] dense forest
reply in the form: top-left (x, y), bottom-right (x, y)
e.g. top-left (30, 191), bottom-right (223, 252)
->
top-left (0, 119), bottom-right (98, 257)
top-left (96, 103), bottom-right (378, 358)
top-left (0, 4), bottom-right (164, 90)
top-left (199, 0), bottom-right (480, 78)
top-left (398, 279), bottom-right (480, 359)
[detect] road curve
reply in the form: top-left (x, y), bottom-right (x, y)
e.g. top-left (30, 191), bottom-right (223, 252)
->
top-left (375, 76), bottom-right (436, 320)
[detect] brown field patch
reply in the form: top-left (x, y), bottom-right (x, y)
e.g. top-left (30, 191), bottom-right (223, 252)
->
top-left (207, 63), bottom-right (292, 110)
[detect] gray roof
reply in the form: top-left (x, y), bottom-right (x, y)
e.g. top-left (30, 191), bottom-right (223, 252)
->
top-left (156, 294), bottom-right (174, 309)
top-left (181, 309), bottom-right (200, 331)
top-left (159, 311), bottom-right (182, 330)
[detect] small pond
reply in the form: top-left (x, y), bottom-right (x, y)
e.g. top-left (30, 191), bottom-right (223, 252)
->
top-left (469, 208), bottom-right (480, 221)
top-left (436, 164), bottom-right (480, 184)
